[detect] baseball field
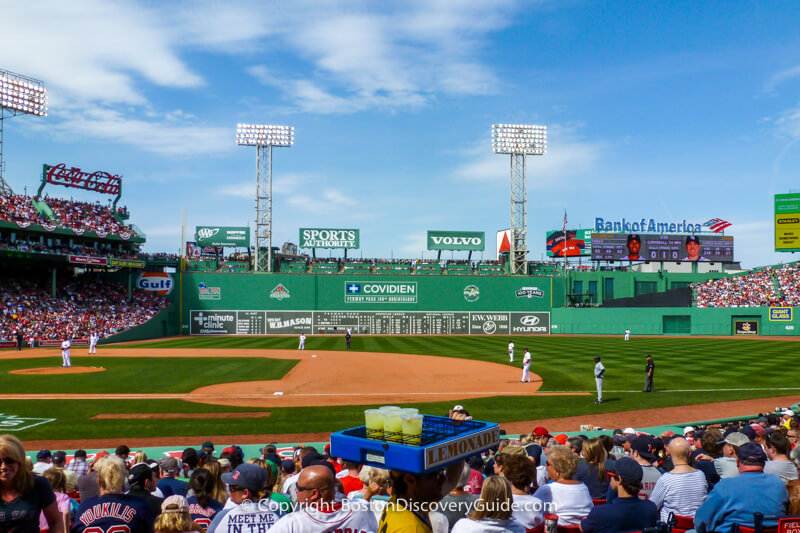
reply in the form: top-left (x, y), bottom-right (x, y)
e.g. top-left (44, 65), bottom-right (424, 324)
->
top-left (2, 334), bottom-right (799, 448)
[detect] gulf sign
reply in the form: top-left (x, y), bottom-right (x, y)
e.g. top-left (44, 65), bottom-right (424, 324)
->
top-left (137, 272), bottom-right (174, 296)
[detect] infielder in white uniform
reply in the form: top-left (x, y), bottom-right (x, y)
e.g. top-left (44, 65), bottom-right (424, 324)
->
top-left (298, 333), bottom-right (306, 350)
top-left (508, 340), bottom-right (515, 362)
top-left (624, 328), bottom-right (630, 341)
top-left (270, 464), bottom-right (378, 532)
top-left (61, 338), bottom-right (72, 367)
top-left (88, 332), bottom-right (99, 354)
top-left (521, 348), bottom-right (531, 383)
top-left (594, 356), bottom-right (605, 403)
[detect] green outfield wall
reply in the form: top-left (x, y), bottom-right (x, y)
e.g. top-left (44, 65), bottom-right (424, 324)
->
top-left (552, 307), bottom-right (798, 336)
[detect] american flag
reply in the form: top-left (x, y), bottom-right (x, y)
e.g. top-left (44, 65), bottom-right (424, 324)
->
top-left (702, 218), bottom-right (732, 233)
top-left (562, 210), bottom-right (568, 257)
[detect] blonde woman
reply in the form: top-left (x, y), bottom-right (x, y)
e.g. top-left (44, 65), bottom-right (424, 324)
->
top-left (72, 455), bottom-right (154, 533)
top-left (575, 438), bottom-right (610, 499)
top-left (154, 495), bottom-right (204, 533)
top-left (133, 450), bottom-right (148, 465)
top-left (0, 435), bottom-right (63, 533)
top-left (203, 459), bottom-right (229, 504)
top-left (451, 476), bottom-right (525, 532)
top-left (533, 445), bottom-right (593, 526)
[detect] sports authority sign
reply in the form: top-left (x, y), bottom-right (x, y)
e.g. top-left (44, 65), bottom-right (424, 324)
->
top-left (299, 228), bottom-right (359, 249)
top-left (345, 281), bottom-right (417, 303)
top-left (195, 226), bottom-right (250, 248)
top-left (427, 231), bottom-right (485, 251)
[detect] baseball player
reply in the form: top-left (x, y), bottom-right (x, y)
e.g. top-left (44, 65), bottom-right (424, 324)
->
top-left (345, 331), bottom-right (352, 349)
top-left (643, 354), bottom-right (654, 392)
top-left (624, 328), bottom-right (630, 341)
top-left (61, 337), bottom-right (72, 368)
top-left (88, 331), bottom-right (99, 354)
top-left (521, 348), bottom-right (531, 383)
top-left (508, 340), bottom-right (515, 362)
top-left (594, 356), bottom-right (605, 403)
top-left (298, 333), bottom-right (306, 350)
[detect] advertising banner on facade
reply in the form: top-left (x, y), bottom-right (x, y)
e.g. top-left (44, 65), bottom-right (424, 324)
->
top-left (427, 231), bottom-right (485, 251)
top-left (591, 233), bottom-right (734, 262)
top-left (299, 228), bottom-right (359, 249)
top-left (734, 320), bottom-right (759, 335)
top-left (546, 229), bottom-right (592, 257)
top-left (195, 226), bottom-right (250, 248)
top-left (775, 194), bottom-right (800, 252)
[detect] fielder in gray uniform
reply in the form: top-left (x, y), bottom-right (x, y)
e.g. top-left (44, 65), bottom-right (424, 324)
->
top-left (594, 356), bottom-right (605, 403)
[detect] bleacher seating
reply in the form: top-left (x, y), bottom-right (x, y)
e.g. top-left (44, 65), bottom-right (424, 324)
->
top-left (310, 260), bottom-right (340, 274)
top-left (415, 261), bottom-right (442, 275)
top-left (445, 262), bottom-right (474, 276)
top-left (186, 260), bottom-right (218, 272)
top-left (375, 261), bottom-right (412, 274)
top-left (343, 261), bottom-right (372, 274)
top-left (280, 260), bottom-right (308, 274)
top-left (477, 262), bottom-right (504, 276)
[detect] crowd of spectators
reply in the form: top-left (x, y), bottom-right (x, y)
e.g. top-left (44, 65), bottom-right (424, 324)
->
top-left (775, 264), bottom-right (800, 307)
top-left (0, 193), bottom-right (134, 237)
top-left (0, 274), bottom-right (169, 341)
top-left (694, 268), bottom-right (785, 308)
top-left (4, 408), bottom-right (800, 533)
top-left (0, 236), bottom-right (142, 259)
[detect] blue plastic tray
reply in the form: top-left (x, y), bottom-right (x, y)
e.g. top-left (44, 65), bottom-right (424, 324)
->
top-left (330, 415), bottom-right (501, 474)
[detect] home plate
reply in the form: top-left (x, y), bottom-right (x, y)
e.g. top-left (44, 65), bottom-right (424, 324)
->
top-left (274, 392), bottom-right (284, 396)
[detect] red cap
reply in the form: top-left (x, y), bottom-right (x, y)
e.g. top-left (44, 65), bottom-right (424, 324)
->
top-left (222, 446), bottom-right (236, 455)
top-left (533, 426), bottom-right (552, 437)
top-left (554, 434), bottom-right (568, 445)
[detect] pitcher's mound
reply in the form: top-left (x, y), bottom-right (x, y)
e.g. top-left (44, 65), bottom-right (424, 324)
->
top-left (10, 366), bottom-right (107, 375)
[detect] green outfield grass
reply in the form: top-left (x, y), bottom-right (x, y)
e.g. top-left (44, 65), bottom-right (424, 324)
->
top-left (4, 335), bottom-right (799, 442)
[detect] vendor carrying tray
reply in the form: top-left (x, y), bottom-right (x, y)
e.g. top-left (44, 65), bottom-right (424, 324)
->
top-left (330, 415), bottom-right (501, 475)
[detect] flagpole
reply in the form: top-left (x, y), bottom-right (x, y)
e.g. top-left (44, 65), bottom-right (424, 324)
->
top-left (563, 210), bottom-right (568, 308)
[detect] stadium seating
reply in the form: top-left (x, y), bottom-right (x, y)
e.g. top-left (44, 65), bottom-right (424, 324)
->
top-left (445, 262), bottom-right (474, 275)
top-left (375, 261), bottom-right (412, 274)
top-left (414, 261), bottom-right (443, 275)
top-left (310, 260), bottom-right (340, 274)
top-left (280, 260), bottom-right (308, 274)
top-left (343, 261), bottom-right (372, 274)
top-left (477, 262), bottom-right (504, 276)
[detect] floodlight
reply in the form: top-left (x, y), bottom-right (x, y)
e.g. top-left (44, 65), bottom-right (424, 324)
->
top-left (492, 124), bottom-right (546, 155)
top-left (236, 124), bottom-right (294, 147)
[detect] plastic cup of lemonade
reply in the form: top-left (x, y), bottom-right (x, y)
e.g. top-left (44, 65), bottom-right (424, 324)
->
top-left (402, 414), bottom-right (424, 445)
top-left (383, 411), bottom-right (404, 442)
top-left (364, 409), bottom-right (384, 440)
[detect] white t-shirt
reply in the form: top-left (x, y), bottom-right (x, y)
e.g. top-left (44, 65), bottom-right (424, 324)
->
top-left (208, 499), bottom-right (284, 533)
top-left (511, 493), bottom-right (545, 529)
top-left (451, 517), bottom-right (526, 533)
top-left (533, 482), bottom-right (593, 525)
top-left (270, 504), bottom-right (377, 533)
top-left (282, 472), bottom-right (300, 502)
top-left (765, 460), bottom-right (799, 484)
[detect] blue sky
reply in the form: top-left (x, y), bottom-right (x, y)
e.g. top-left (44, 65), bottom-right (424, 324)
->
top-left (1, 0), bottom-right (799, 268)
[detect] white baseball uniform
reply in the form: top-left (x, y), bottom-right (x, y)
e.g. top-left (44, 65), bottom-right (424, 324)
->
top-left (521, 349), bottom-right (531, 382)
top-left (269, 503), bottom-right (378, 533)
top-left (61, 340), bottom-right (71, 367)
top-left (508, 341), bottom-right (515, 362)
top-left (88, 333), bottom-right (99, 354)
top-left (594, 361), bottom-right (605, 402)
top-left (298, 334), bottom-right (306, 350)
top-left (624, 329), bottom-right (630, 341)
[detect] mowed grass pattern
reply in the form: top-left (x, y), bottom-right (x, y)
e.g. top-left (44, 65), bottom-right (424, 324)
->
top-left (3, 335), bottom-right (799, 441)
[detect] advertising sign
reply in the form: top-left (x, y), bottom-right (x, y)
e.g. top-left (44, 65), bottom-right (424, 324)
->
top-left (68, 255), bottom-right (108, 266)
top-left (591, 233), bottom-right (734, 262)
top-left (546, 230), bottom-right (592, 257)
top-left (427, 231), bottom-right (485, 251)
top-left (775, 193), bottom-right (800, 252)
top-left (136, 272), bottom-right (174, 296)
top-left (299, 228), bottom-right (359, 249)
top-left (190, 311), bottom-right (237, 335)
top-left (198, 282), bottom-right (221, 301)
top-left (510, 312), bottom-right (551, 334)
top-left (769, 307), bottom-right (793, 322)
top-left (195, 226), bottom-right (250, 248)
top-left (109, 258), bottom-right (145, 269)
top-left (734, 320), bottom-right (759, 335)
top-left (43, 163), bottom-right (121, 195)
top-left (344, 281), bottom-right (417, 304)
top-left (496, 229), bottom-right (511, 259)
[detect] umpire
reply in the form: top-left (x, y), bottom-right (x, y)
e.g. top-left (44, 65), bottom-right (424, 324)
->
top-left (643, 354), bottom-right (654, 392)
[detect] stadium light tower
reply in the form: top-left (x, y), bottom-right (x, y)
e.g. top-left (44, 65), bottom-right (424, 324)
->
top-left (236, 124), bottom-right (294, 272)
top-left (492, 124), bottom-right (547, 276)
top-left (0, 68), bottom-right (48, 195)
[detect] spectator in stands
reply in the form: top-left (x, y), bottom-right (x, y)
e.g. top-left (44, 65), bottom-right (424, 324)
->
top-left (202, 459), bottom-right (229, 504)
top-left (450, 475), bottom-right (525, 533)
top-left (624, 435), bottom-right (662, 500)
top-left (533, 445), bottom-right (593, 526)
top-left (207, 463), bottom-right (284, 533)
top-left (694, 442), bottom-right (788, 533)
top-left (185, 467), bottom-right (223, 529)
top-left (51, 451), bottom-right (77, 492)
top-left (73, 455), bottom-right (154, 533)
top-left (501, 453), bottom-right (544, 531)
top-left (154, 495), bottom-right (204, 533)
top-left (438, 463), bottom-right (478, 530)
top-left (158, 456), bottom-right (188, 497)
top-left (581, 458), bottom-right (658, 533)
top-left (270, 464), bottom-right (378, 532)
top-left (649, 437), bottom-right (708, 521)
top-left (66, 449), bottom-right (90, 477)
top-left (33, 449), bottom-right (52, 475)
top-left (765, 431), bottom-right (799, 483)
top-left (246, 458), bottom-right (291, 513)
top-left (127, 461), bottom-right (163, 517)
top-left (575, 437), bottom-right (610, 500)
top-left (77, 451), bottom-right (109, 501)
top-left (39, 466), bottom-right (73, 533)
top-left (338, 460), bottom-right (364, 497)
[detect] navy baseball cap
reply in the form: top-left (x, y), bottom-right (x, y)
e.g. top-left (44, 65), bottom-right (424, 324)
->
top-left (627, 234), bottom-right (641, 243)
top-left (222, 463), bottom-right (267, 493)
top-left (606, 457), bottom-right (643, 484)
top-left (74, 449), bottom-right (87, 458)
top-left (686, 235), bottom-right (700, 244)
top-left (201, 441), bottom-right (214, 451)
top-left (737, 442), bottom-right (767, 464)
top-left (37, 449), bottom-right (51, 460)
top-left (52, 451), bottom-right (67, 463)
top-left (739, 426), bottom-right (757, 441)
top-left (630, 435), bottom-right (657, 462)
top-left (594, 356), bottom-right (601, 361)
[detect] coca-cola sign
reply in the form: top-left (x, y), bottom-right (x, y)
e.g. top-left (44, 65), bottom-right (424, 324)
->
top-left (44, 163), bottom-right (121, 195)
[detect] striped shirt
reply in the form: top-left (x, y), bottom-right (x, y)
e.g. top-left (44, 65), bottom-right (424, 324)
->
top-left (66, 459), bottom-right (90, 477)
top-left (649, 469), bottom-right (708, 522)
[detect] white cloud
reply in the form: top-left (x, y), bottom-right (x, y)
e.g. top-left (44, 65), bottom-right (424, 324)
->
top-left (395, 230), bottom-right (429, 256)
top-left (42, 108), bottom-right (233, 157)
top-left (771, 104), bottom-right (800, 140)
top-left (765, 65), bottom-right (800, 94)
top-left (452, 126), bottom-right (603, 188)
top-left (287, 188), bottom-right (357, 215)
